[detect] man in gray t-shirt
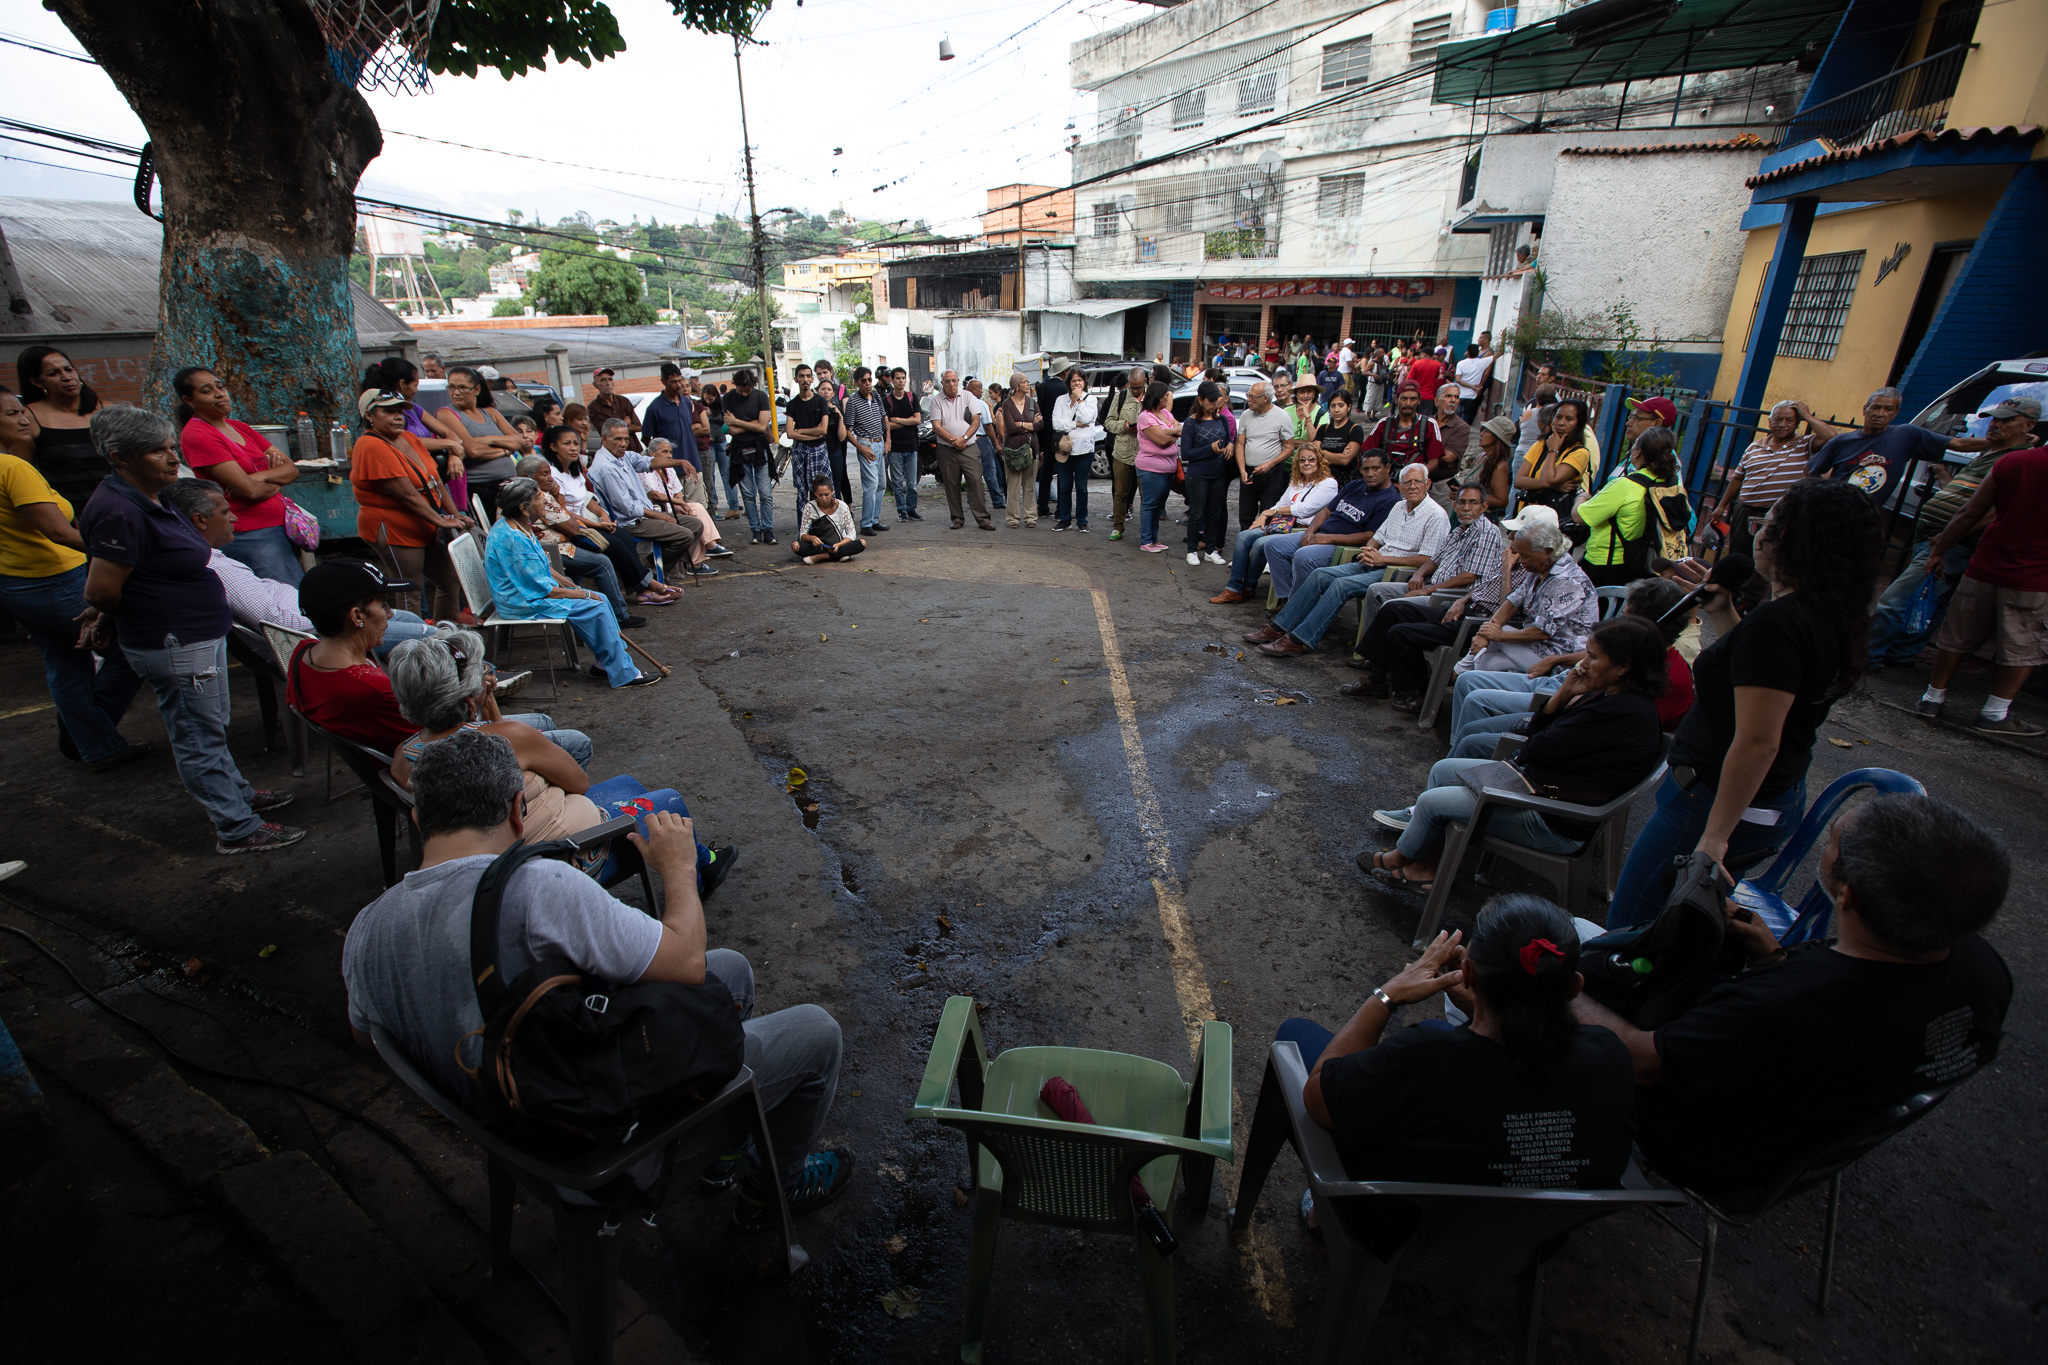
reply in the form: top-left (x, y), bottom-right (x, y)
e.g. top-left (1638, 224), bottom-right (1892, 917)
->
top-left (1235, 380), bottom-right (1297, 530)
top-left (343, 729), bottom-right (853, 1227)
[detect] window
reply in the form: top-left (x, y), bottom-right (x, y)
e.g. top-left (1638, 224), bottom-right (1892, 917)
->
top-left (1779, 250), bottom-right (1866, 361)
top-left (1152, 191), bottom-right (1194, 234)
top-left (1114, 105), bottom-right (1141, 136)
top-left (1486, 223), bottom-right (1519, 277)
top-left (1409, 13), bottom-right (1453, 66)
top-left (1093, 202), bottom-right (1120, 238)
top-left (1171, 87), bottom-right (1207, 131)
top-left (1316, 174), bottom-right (1364, 220)
top-left (1320, 37), bottom-right (1373, 91)
top-left (1237, 71), bottom-right (1279, 116)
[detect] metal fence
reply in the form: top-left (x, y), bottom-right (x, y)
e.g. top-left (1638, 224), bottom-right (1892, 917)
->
top-left (1778, 43), bottom-right (1970, 149)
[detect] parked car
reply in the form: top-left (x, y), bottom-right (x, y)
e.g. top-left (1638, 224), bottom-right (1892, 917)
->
top-left (1899, 356), bottom-right (2048, 521)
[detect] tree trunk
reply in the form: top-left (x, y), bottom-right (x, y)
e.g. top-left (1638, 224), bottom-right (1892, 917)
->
top-left (52, 0), bottom-right (382, 430)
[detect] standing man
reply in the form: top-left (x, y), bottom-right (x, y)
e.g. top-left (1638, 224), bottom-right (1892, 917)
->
top-left (1034, 364), bottom-right (1068, 522)
top-left (964, 377), bottom-right (1004, 512)
top-left (1361, 381), bottom-right (1444, 475)
top-left (814, 360), bottom-right (853, 504)
top-left (783, 365), bottom-right (833, 504)
top-left (1453, 345), bottom-right (1494, 425)
top-left (1235, 380), bottom-right (1295, 529)
top-left (1099, 366), bottom-right (1149, 542)
top-left (695, 375), bottom-right (742, 521)
top-left (1404, 347), bottom-right (1445, 405)
top-left (1337, 337), bottom-right (1356, 377)
top-left (843, 366), bottom-right (890, 536)
top-left (585, 366), bottom-right (643, 452)
top-left (928, 371), bottom-right (994, 532)
top-left (1919, 428), bottom-right (2048, 736)
top-left (1809, 386), bottom-right (1983, 506)
top-left (1704, 398), bottom-right (1835, 558)
top-left (1428, 383), bottom-right (1472, 494)
top-left (420, 352), bottom-right (446, 380)
top-left (722, 368), bottom-right (776, 544)
top-left (639, 363), bottom-right (695, 473)
top-left (882, 368), bottom-right (923, 523)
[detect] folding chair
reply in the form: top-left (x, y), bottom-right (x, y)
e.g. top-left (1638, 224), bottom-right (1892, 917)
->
top-left (1231, 1041), bottom-right (1685, 1365)
top-left (1595, 586), bottom-right (1629, 620)
top-left (446, 532), bottom-right (581, 700)
top-left (227, 623), bottom-right (308, 776)
top-left (1728, 768), bottom-right (1925, 945)
top-left (1414, 616), bottom-right (1481, 729)
top-left (1410, 734), bottom-right (1672, 946)
top-left (1347, 566), bottom-right (1413, 653)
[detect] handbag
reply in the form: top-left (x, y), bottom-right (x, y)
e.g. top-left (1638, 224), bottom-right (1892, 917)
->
top-left (1580, 853), bottom-right (1745, 1027)
top-left (280, 497), bottom-right (321, 552)
top-left (1001, 441), bottom-right (1036, 472)
top-left (1904, 572), bottom-right (1942, 637)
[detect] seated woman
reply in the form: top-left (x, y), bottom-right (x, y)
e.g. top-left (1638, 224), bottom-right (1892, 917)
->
top-left (1284, 895), bottom-right (1634, 1233)
top-left (1209, 445), bottom-right (1336, 604)
top-left (793, 476), bottom-right (865, 564)
top-left (641, 436), bottom-right (730, 558)
top-left (385, 629), bottom-right (732, 889)
top-left (537, 427), bottom-right (679, 607)
top-left (483, 478), bottom-right (657, 689)
top-left (1365, 614), bottom-right (1668, 893)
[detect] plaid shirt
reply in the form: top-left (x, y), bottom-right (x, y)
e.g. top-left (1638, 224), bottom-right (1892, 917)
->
top-left (1504, 554), bottom-right (1597, 656)
top-left (1426, 515), bottom-right (1508, 608)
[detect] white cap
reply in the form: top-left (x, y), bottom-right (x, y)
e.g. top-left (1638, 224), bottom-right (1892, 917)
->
top-left (1500, 503), bottom-right (1560, 532)
top-left (475, 364), bottom-right (502, 380)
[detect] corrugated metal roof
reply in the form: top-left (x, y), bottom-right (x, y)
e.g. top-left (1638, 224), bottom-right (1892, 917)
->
top-left (1034, 297), bottom-right (1161, 319)
top-left (1745, 125), bottom-right (2043, 188)
top-left (1560, 135), bottom-right (1777, 156)
top-left (0, 196), bottom-right (412, 343)
top-left (410, 327), bottom-right (684, 371)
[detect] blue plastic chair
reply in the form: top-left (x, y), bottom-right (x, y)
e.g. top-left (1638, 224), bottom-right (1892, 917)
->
top-left (1728, 768), bottom-right (1926, 944)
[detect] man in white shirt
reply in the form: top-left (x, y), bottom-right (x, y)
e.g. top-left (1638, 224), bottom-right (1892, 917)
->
top-left (927, 370), bottom-right (994, 531)
top-left (963, 377), bottom-right (1004, 512)
top-left (1234, 380), bottom-right (1296, 529)
top-left (1255, 464), bottom-right (1450, 657)
top-left (1454, 345), bottom-right (1496, 424)
top-left (1337, 337), bottom-right (1357, 374)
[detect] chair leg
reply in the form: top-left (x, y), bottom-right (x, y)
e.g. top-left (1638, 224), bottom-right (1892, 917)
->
top-left (1818, 1170), bottom-right (1843, 1313)
top-left (554, 1202), bottom-right (622, 1365)
top-left (1686, 1212), bottom-right (1718, 1365)
top-left (252, 669), bottom-right (280, 751)
top-left (1311, 1237), bottom-right (1395, 1365)
top-left (1135, 1217), bottom-right (1178, 1365)
top-left (487, 1157), bottom-right (516, 1287)
top-left (1229, 1057), bottom-right (1290, 1235)
top-left (1512, 1260), bottom-right (1544, 1365)
top-left (960, 1187), bottom-right (1003, 1365)
top-left (744, 1084), bottom-right (808, 1275)
top-left (1414, 820), bottom-right (1472, 947)
top-left (283, 707), bottom-right (308, 778)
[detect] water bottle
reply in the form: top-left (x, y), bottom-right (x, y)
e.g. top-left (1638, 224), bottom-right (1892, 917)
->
top-left (295, 411), bottom-right (316, 463)
top-left (330, 419), bottom-right (351, 468)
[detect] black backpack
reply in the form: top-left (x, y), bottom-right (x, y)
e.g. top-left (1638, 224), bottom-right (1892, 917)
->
top-left (1608, 471), bottom-right (1694, 576)
top-left (1581, 852), bottom-right (1747, 1028)
top-left (467, 841), bottom-right (746, 1158)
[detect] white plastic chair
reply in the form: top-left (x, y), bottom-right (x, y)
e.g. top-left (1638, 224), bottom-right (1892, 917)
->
top-left (446, 532), bottom-right (581, 700)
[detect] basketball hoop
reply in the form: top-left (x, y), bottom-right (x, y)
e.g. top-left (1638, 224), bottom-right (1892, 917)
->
top-left (308, 0), bottom-right (441, 96)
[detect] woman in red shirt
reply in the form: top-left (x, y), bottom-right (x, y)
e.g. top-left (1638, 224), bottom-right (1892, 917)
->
top-left (174, 366), bottom-right (304, 584)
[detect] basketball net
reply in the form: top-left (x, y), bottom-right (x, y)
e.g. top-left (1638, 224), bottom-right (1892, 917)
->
top-left (308, 0), bottom-right (440, 96)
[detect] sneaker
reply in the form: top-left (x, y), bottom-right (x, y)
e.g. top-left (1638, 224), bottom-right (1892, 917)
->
top-left (1203, 551), bottom-right (1227, 566)
top-left (760, 536), bottom-right (776, 547)
top-left (623, 672), bottom-right (663, 689)
top-left (699, 845), bottom-right (739, 900)
top-left (699, 1143), bottom-right (752, 1193)
top-left (733, 1148), bottom-right (856, 1232)
top-left (869, 521), bottom-right (889, 532)
top-left (707, 545), bottom-right (735, 558)
top-left (1055, 522), bottom-right (1071, 532)
top-left (1077, 525), bottom-right (1091, 533)
top-left (248, 789), bottom-right (295, 814)
top-left (85, 741), bottom-right (154, 773)
top-left (1372, 806), bottom-right (1413, 831)
top-left (689, 564), bottom-right (720, 577)
top-left (1108, 530), bottom-right (1124, 541)
top-left (1915, 698), bottom-right (1944, 718)
top-left (721, 509), bottom-right (744, 520)
top-left (622, 614), bottom-right (649, 629)
top-left (906, 510), bottom-right (924, 522)
top-left (217, 823), bottom-right (306, 855)
top-left (1142, 542), bottom-right (1167, 554)
top-left (1973, 714), bottom-right (2045, 737)
top-left (1186, 552), bottom-right (1201, 566)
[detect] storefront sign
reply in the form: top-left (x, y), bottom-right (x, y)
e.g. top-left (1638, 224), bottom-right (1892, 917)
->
top-left (1202, 279), bottom-right (1437, 301)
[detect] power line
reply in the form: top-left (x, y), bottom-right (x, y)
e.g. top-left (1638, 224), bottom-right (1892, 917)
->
top-left (0, 31), bottom-right (95, 63)
top-left (382, 129), bottom-right (736, 189)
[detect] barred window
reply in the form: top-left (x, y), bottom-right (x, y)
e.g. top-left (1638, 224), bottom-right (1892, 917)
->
top-left (1486, 224), bottom-right (1518, 277)
top-left (1317, 174), bottom-right (1364, 220)
top-left (1171, 88), bottom-right (1207, 131)
top-left (1778, 250), bottom-right (1866, 361)
top-left (1093, 202), bottom-right (1120, 238)
top-left (1152, 191), bottom-right (1194, 234)
top-left (1237, 71), bottom-right (1279, 115)
top-left (1410, 13), bottom-right (1453, 66)
top-left (1320, 38), bottom-right (1373, 91)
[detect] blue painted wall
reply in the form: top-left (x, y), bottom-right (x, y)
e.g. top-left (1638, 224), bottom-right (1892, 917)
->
top-left (1898, 161), bottom-right (2048, 415)
top-left (1446, 277), bottom-right (1483, 356)
top-left (1793, 0), bottom-right (1923, 116)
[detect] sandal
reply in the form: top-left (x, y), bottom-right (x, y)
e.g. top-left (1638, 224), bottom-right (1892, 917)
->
top-left (1367, 857), bottom-right (1434, 894)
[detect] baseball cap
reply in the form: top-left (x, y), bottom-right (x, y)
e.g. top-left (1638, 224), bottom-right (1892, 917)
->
top-left (475, 365), bottom-right (502, 381)
top-left (356, 388), bottom-right (408, 419)
top-left (1481, 415), bottom-right (1519, 446)
top-left (1500, 503), bottom-right (1560, 532)
top-left (299, 559), bottom-right (415, 616)
top-left (1628, 395), bottom-right (1678, 426)
top-left (1987, 396), bottom-right (2043, 421)
top-left (593, 366), bottom-right (616, 378)
top-left (1341, 337), bottom-right (1355, 345)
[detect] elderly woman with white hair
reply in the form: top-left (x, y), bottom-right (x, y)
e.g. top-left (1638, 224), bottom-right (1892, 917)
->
top-left (639, 436), bottom-right (730, 559)
top-left (385, 628), bottom-right (736, 891)
top-left (484, 477), bottom-right (657, 689)
top-left (512, 455), bottom-right (642, 627)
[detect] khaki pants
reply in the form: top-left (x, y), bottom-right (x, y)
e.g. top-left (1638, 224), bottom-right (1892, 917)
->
top-left (388, 539), bottom-right (461, 620)
top-left (1004, 456), bottom-right (1040, 526)
top-left (623, 513), bottom-right (703, 569)
top-left (1111, 460), bottom-right (1138, 532)
top-left (937, 442), bottom-right (993, 527)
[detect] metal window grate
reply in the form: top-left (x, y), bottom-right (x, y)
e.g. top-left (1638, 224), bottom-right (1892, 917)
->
top-left (1317, 174), bottom-right (1364, 219)
top-left (1779, 250), bottom-right (1866, 361)
top-left (1320, 37), bottom-right (1373, 91)
top-left (1410, 13), bottom-right (1452, 66)
top-left (1237, 71), bottom-right (1278, 115)
top-left (1093, 203), bottom-right (1120, 238)
top-left (1486, 224), bottom-right (1518, 277)
top-left (1171, 88), bottom-right (1207, 131)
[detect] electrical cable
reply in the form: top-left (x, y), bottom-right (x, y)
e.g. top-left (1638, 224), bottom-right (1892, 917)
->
top-left (0, 919), bottom-right (572, 1330)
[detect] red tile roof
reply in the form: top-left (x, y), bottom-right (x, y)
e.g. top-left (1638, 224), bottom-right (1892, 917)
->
top-left (1745, 125), bottom-right (2044, 188)
top-left (1560, 134), bottom-right (1777, 156)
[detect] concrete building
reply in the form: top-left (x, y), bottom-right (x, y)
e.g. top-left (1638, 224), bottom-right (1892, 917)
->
top-left (981, 185), bottom-right (1075, 245)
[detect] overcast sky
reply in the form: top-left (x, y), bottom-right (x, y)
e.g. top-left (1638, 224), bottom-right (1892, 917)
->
top-left (4, 0), bottom-right (1155, 237)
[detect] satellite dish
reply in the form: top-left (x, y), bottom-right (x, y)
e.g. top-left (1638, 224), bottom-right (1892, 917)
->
top-left (1256, 149), bottom-right (1285, 178)
top-left (1116, 194), bottom-right (1136, 214)
top-left (855, 302), bottom-right (868, 316)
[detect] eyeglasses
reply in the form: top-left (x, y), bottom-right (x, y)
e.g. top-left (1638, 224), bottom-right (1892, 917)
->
top-left (442, 639), bottom-right (469, 670)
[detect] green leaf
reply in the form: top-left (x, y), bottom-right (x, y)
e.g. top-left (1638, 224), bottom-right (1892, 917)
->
top-left (427, 0), bottom-right (769, 81)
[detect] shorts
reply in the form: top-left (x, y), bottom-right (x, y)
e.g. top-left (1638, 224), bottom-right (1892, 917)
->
top-left (1933, 574), bottom-right (2048, 667)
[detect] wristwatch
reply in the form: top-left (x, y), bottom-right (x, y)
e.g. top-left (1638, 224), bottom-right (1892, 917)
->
top-left (1371, 986), bottom-right (1397, 1011)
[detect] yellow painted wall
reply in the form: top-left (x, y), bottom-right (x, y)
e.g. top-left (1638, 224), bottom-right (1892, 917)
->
top-left (1710, 185), bottom-right (2008, 420)
top-left (1946, 2), bottom-right (2048, 132)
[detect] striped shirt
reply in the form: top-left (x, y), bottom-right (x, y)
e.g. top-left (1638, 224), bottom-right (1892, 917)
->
top-left (209, 548), bottom-right (312, 633)
top-left (1735, 434), bottom-right (1817, 508)
top-left (1428, 515), bottom-right (1509, 608)
top-left (843, 391), bottom-right (888, 448)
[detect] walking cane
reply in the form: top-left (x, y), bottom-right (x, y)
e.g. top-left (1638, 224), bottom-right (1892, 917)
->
top-left (622, 633), bottom-right (672, 679)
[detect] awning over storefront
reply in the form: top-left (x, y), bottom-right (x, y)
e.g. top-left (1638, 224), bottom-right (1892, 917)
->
top-left (1031, 298), bottom-right (1161, 319)
top-left (1432, 0), bottom-right (1848, 106)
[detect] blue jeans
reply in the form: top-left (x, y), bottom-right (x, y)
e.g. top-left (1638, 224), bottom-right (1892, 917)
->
top-left (887, 447), bottom-right (920, 517)
top-left (1055, 457), bottom-right (1090, 527)
top-left (503, 711), bottom-right (593, 770)
top-left (121, 634), bottom-right (261, 841)
top-left (511, 600), bottom-right (637, 687)
top-left (1265, 535), bottom-right (1339, 601)
top-left (1227, 527), bottom-right (1284, 593)
top-left (371, 609), bottom-right (432, 662)
top-left (1137, 470), bottom-right (1174, 546)
top-left (858, 448), bottom-right (886, 527)
top-left (0, 564), bottom-right (143, 763)
top-left (585, 774), bottom-right (710, 884)
top-left (1450, 708), bottom-right (1538, 759)
top-left (978, 436), bottom-right (1006, 508)
top-left (1273, 563), bottom-right (1386, 649)
top-left (220, 524), bottom-right (304, 587)
top-left (1607, 771), bottom-right (1808, 929)
top-left (1396, 757), bottom-right (1585, 864)
top-left (1275, 1015), bottom-right (1451, 1069)
top-left (737, 458), bottom-right (775, 536)
top-left (1868, 539), bottom-right (1971, 665)
top-left (712, 436), bottom-right (740, 510)
top-left (559, 545), bottom-right (630, 622)
top-left (1449, 670), bottom-right (1555, 741)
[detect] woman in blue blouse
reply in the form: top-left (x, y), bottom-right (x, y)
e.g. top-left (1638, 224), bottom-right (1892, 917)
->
top-left (484, 478), bottom-right (656, 689)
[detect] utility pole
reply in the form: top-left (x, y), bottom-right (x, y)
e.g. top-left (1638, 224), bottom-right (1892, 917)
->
top-left (734, 34), bottom-right (779, 444)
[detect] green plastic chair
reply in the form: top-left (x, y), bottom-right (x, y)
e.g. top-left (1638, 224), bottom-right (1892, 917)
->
top-left (1266, 544), bottom-right (1362, 610)
top-left (908, 996), bottom-right (1234, 1365)
top-left (1349, 565), bottom-right (1415, 653)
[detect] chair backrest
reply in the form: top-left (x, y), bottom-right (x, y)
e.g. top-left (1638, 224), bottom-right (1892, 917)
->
top-left (291, 705), bottom-right (395, 779)
top-left (229, 623), bottom-right (284, 677)
top-left (1595, 586), bottom-right (1629, 619)
top-left (1744, 767), bottom-right (1926, 898)
top-left (445, 532), bottom-right (494, 618)
top-left (262, 622), bottom-right (316, 674)
top-left (942, 1115), bottom-right (1186, 1230)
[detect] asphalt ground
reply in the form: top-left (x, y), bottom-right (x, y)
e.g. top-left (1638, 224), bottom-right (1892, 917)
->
top-left (0, 477), bottom-right (2041, 1364)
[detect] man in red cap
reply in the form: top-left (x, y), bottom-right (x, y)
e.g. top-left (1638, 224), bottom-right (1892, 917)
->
top-left (1612, 394), bottom-right (1677, 480)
